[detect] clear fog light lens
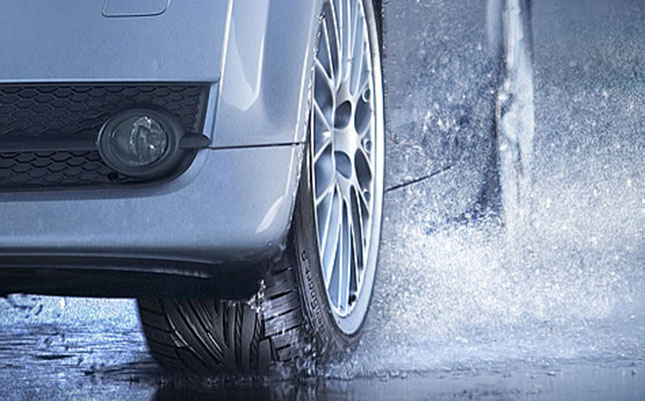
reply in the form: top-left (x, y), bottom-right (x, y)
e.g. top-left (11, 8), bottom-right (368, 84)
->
top-left (98, 108), bottom-right (188, 179)
top-left (110, 116), bottom-right (169, 167)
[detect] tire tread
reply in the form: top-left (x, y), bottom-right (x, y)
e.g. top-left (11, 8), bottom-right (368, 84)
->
top-left (138, 255), bottom-right (310, 373)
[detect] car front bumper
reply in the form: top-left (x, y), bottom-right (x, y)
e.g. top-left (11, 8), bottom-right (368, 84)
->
top-left (0, 0), bottom-right (321, 295)
top-left (0, 143), bottom-right (303, 267)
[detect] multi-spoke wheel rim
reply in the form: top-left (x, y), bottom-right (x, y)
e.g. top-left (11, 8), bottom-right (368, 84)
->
top-left (311, 0), bottom-right (383, 324)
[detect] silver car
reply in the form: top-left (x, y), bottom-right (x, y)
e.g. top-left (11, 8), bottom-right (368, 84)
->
top-left (0, 0), bottom-right (385, 373)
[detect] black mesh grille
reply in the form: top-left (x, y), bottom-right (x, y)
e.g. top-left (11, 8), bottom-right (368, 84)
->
top-left (0, 83), bottom-right (210, 190)
top-left (0, 151), bottom-right (131, 188)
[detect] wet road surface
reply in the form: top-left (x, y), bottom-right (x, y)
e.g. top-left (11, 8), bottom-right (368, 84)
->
top-left (1, 0), bottom-right (644, 400)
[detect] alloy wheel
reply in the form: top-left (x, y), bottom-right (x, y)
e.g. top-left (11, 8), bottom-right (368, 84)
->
top-left (310, 0), bottom-right (384, 329)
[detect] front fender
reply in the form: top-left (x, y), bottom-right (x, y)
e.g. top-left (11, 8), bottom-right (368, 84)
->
top-left (212, 0), bottom-right (323, 147)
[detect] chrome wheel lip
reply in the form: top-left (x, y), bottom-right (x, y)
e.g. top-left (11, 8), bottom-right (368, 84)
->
top-left (310, 0), bottom-right (384, 334)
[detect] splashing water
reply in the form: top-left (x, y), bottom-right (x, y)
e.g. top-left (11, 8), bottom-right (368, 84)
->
top-left (325, 164), bottom-right (643, 378)
top-left (324, 0), bottom-right (645, 380)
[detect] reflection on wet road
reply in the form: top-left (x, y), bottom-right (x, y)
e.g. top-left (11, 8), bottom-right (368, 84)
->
top-left (0, 298), bottom-right (155, 399)
top-left (1, 0), bottom-right (644, 399)
top-left (0, 310), bottom-right (642, 400)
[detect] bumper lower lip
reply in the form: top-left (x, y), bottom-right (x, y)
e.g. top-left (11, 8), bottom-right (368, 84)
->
top-left (0, 144), bottom-right (303, 267)
top-left (0, 256), bottom-right (267, 298)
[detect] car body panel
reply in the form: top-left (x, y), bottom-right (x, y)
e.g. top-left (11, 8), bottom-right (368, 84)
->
top-left (0, 0), bottom-right (228, 83)
top-left (0, 0), bottom-right (324, 293)
top-left (212, 0), bottom-right (321, 147)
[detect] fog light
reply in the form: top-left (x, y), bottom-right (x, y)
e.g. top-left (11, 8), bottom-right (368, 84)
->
top-left (111, 115), bottom-right (169, 167)
top-left (98, 109), bottom-right (185, 179)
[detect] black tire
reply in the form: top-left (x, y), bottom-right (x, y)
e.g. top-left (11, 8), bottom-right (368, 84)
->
top-left (137, 168), bottom-right (359, 373)
top-left (137, 249), bottom-right (307, 373)
top-left (138, 0), bottom-right (384, 374)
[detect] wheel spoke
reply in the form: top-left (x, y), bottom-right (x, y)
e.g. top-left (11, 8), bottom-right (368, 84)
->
top-left (358, 141), bottom-right (373, 172)
top-left (343, 0), bottom-right (352, 82)
top-left (350, 224), bottom-right (359, 296)
top-left (328, 231), bottom-right (341, 302)
top-left (329, 200), bottom-right (345, 305)
top-left (350, 1), bottom-right (364, 94)
top-left (354, 67), bottom-right (371, 108)
top-left (349, 185), bottom-right (365, 277)
top-left (318, 185), bottom-right (336, 253)
top-left (315, 58), bottom-right (332, 90)
top-left (323, 186), bottom-right (342, 288)
top-left (312, 100), bottom-right (333, 159)
top-left (350, 0), bottom-right (359, 58)
top-left (314, 58), bottom-right (336, 108)
top-left (315, 164), bottom-right (335, 205)
top-left (320, 18), bottom-right (336, 84)
top-left (339, 200), bottom-right (351, 311)
top-left (330, 0), bottom-right (343, 87)
top-left (338, 0), bottom-right (349, 83)
top-left (313, 99), bottom-right (333, 133)
top-left (358, 114), bottom-right (373, 139)
top-left (356, 181), bottom-right (371, 216)
top-left (313, 136), bottom-right (332, 164)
